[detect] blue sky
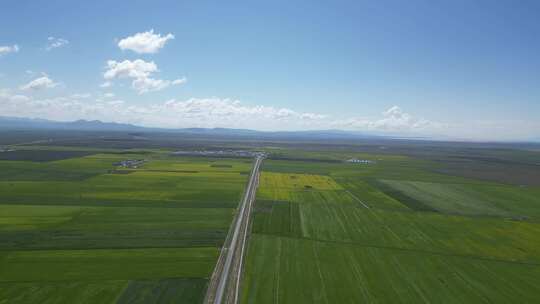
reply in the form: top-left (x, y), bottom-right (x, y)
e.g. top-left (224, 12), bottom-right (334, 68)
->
top-left (1, 0), bottom-right (539, 141)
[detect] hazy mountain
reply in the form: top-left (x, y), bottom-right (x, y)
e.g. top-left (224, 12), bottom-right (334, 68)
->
top-left (0, 116), bottom-right (143, 131)
top-left (0, 116), bottom-right (381, 140)
top-left (2, 116), bottom-right (536, 143)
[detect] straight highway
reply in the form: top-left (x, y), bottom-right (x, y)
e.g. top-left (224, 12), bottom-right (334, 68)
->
top-left (204, 155), bottom-right (263, 304)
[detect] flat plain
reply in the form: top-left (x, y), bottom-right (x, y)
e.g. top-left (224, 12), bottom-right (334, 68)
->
top-left (0, 149), bottom-right (250, 303)
top-left (2, 137), bottom-right (540, 304)
top-left (241, 150), bottom-right (540, 303)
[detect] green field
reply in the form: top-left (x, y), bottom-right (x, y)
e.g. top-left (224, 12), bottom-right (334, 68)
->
top-left (2, 141), bottom-right (540, 303)
top-left (0, 151), bottom-right (250, 303)
top-left (375, 179), bottom-right (540, 218)
top-left (241, 155), bottom-right (540, 303)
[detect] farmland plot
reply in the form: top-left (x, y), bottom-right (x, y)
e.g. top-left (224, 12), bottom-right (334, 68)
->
top-left (242, 234), bottom-right (540, 304)
top-left (0, 152), bottom-right (249, 303)
top-left (242, 158), bottom-right (540, 303)
top-left (376, 179), bottom-right (540, 218)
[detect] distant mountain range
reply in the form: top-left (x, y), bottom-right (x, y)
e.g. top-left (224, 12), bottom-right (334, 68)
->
top-left (1, 116), bottom-right (538, 143)
top-left (0, 116), bottom-right (143, 131)
top-left (0, 116), bottom-right (384, 140)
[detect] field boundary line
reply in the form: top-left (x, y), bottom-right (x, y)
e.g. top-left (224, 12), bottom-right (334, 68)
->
top-left (254, 233), bottom-right (540, 267)
top-left (345, 190), bottom-right (370, 209)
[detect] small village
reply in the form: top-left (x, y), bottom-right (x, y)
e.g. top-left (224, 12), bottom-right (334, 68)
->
top-left (346, 158), bottom-right (375, 164)
top-left (113, 159), bottom-right (146, 169)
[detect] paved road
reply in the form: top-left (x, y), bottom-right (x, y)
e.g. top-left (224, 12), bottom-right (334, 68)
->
top-left (205, 156), bottom-right (263, 304)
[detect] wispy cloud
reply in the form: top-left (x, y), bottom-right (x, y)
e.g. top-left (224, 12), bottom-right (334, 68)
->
top-left (0, 44), bottom-right (19, 56)
top-left (118, 29), bottom-right (174, 54)
top-left (332, 106), bottom-right (442, 132)
top-left (100, 81), bottom-right (113, 88)
top-left (70, 93), bottom-right (91, 99)
top-left (0, 92), bottom-right (327, 130)
top-left (45, 37), bottom-right (69, 51)
top-left (2, 89), bottom-right (537, 141)
top-left (172, 77), bottom-right (187, 85)
top-left (0, 88), bottom-right (440, 132)
top-left (19, 75), bottom-right (59, 90)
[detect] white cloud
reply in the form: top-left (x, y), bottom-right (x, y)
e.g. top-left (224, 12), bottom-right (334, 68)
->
top-left (0, 92), bottom-right (328, 130)
top-left (158, 98), bottom-right (315, 122)
top-left (132, 77), bottom-right (170, 94)
top-left (107, 100), bottom-right (125, 106)
top-left (0, 90), bottom-right (431, 133)
top-left (300, 113), bottom-right (327, 120)
top-left (0, 44), bottom-right (19, 56)
top-left (332, 106), bottom-right (440, 132)
top-left (132, 76), bottom-right (186, 94)
top-left (0, 88), bottom-right (9, 98)
top-left (104, 59), bottom-right (186, 94)
top-left (172, 77), bottom-right (187, 85)
top-left (70, 93), bottom-right (91, 99)
top-left (0, 90), bottom-right (31, 103)
top-left (118, 29), bottom-right (174, 54)
top-left (19, 76), bottom-right (59, 90)
top-left (104, 59), bottom-right (157, 80)
top-left (9, 94), bottom-right (31, 103)
top-left (2, 90), bottom-right (536, 141)
top-left (45, 37), bottom-right (69, 51)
